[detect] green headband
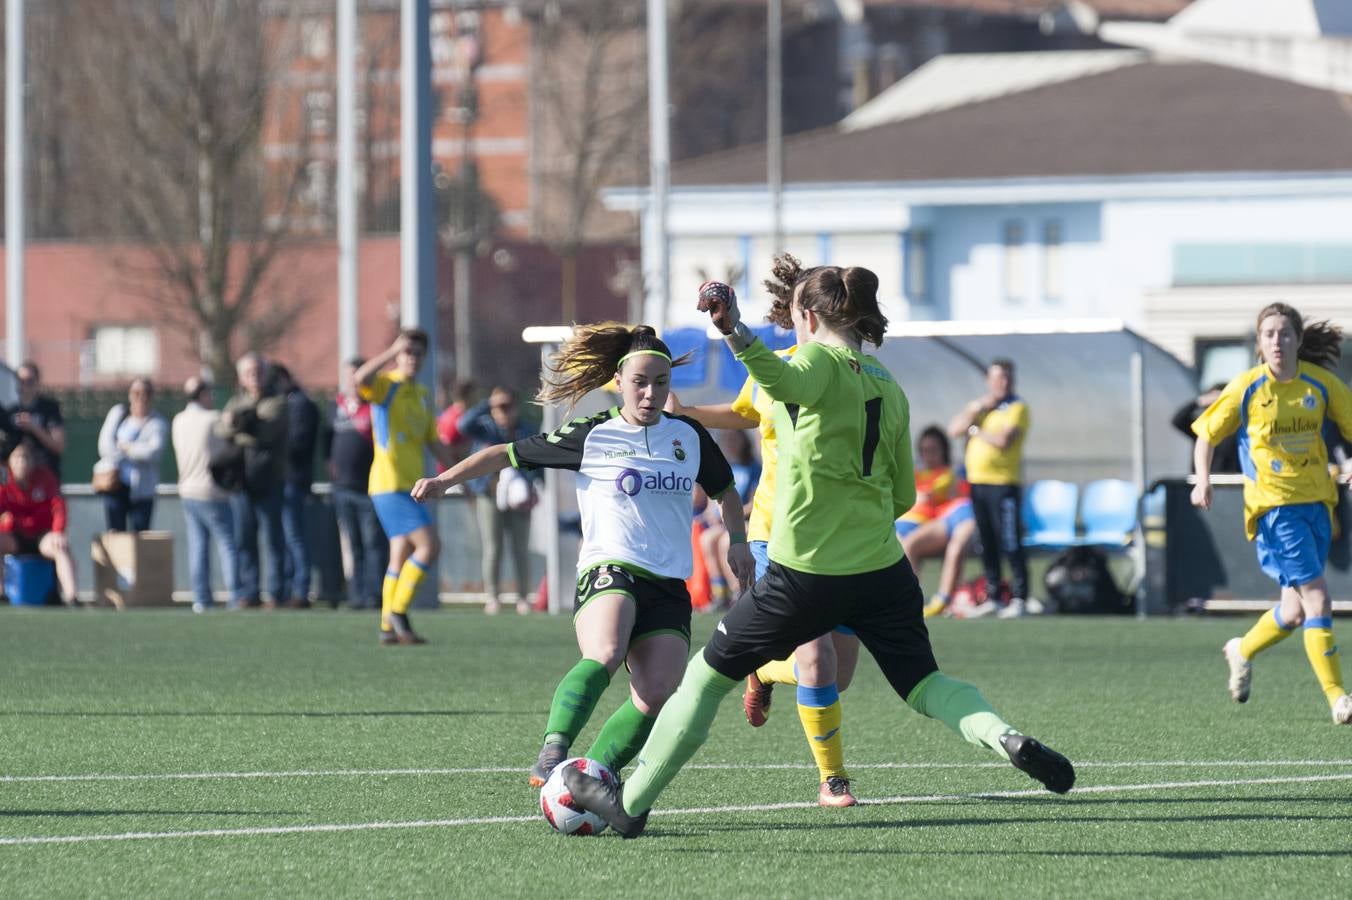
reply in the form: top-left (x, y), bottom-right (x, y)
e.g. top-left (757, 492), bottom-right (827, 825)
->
top-left (616, 349), bottom-right (671, 371)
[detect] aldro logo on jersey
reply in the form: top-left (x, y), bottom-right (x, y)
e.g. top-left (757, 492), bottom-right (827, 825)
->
top-left (615, 466), bottom-right (693, 497)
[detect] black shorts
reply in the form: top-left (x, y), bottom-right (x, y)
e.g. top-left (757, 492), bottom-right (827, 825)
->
top-left (574, 563), bottom-right (692, 646)
top-left (703, 556), bottom-right (939, 700)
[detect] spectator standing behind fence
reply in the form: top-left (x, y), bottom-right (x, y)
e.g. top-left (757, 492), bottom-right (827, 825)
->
top-left (0, 442), bottom-right (77, 605)
top-left (459, 386), bottom-right (539, 615)
top-left (216, 352), bottom-right (289, 610)
top-left (272, 364), bottom-right (319, 609)
top-left (5, 361), bottom-right (65, 477)
top-left (437, 379), bottom-right (478, 460)
top-left (948, 359), bottom-right (1031, 619)
top-left (322, 358), bottom-right (388, 610)
top-left (96, 379), bottom-right (168, 532)
top-left (172, 377), bottom-right (239, 613)
top-left (356, 330), bottom-right (456, 644)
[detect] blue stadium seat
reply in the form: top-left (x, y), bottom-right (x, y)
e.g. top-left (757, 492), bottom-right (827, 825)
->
top-left (1022, 480), bottom-right (1080, 549)
top-left (1080, 479), bottom-right (1140, 548)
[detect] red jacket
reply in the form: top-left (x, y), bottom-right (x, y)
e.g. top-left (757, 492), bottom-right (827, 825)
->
top-left (0, 464), bottom-right (67, 537)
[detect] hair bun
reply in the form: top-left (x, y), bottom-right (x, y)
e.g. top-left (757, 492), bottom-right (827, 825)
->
top-left (842, 266), bottom-right (880, 296)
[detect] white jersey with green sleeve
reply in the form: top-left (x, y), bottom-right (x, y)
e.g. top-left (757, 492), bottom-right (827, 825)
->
top-left (736, 338), bottom-right (915, 576)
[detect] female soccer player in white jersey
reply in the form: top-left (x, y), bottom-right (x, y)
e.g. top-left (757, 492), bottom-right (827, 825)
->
top-left (1192, 303), bottom-right (1352, 724)
top-left (562, 269), bottom-right (1075, 838)
top-left (411, 324), bottom-right (754, 785)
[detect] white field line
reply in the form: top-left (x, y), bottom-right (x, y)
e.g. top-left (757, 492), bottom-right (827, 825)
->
top-left (1, 772), bottom-right (1352, 847)
top-left (2, 759), bottom-right (1352, 784)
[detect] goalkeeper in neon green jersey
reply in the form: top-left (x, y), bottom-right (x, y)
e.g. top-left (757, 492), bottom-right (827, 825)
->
top-left (665, 253), bottom-right (863, 808)
top-left (562, 272), bottom-right (1075, 838)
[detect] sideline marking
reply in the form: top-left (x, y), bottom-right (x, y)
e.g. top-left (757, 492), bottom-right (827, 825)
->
top-left (2, 772), bottom-right (1351, 847)
top-left (3, 759), bottom-right (1352, 784)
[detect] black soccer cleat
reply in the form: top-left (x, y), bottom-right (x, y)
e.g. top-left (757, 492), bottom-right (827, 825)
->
top-left (528, 741), bottom-right (569, 789)
top-left (1000, 733), bottom-right (1075, 794)
top-left (560, 764), bottom-right (650, 839)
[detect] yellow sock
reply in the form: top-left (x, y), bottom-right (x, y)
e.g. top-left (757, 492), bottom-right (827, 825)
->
top-left (392, 557), bottom-right (430, 614)
top-left (755, 656), bottom-right (799, 686)
top-left (380, 568), bottom-right (399, 632)
top-left (797, 684), bottom-right (846, 781)
top-left (1239, 607), bottom-right (1294, 659)
top-left (1302, 620), bottom-right (1345, 706)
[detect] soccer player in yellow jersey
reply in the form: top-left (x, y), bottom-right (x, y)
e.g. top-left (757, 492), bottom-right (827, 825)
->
top-left (948, 359), bottom-right (1031, 618)
top-left (1192, 303), bottom-right (1352, 724)
top-left (355, 329), bottom-right (456, 645)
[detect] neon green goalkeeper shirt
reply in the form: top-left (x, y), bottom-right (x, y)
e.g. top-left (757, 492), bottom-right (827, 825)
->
top-left (736, 338), bottom-right (915, 576)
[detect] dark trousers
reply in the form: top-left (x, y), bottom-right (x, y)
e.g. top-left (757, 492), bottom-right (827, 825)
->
top-left (969, 482), bottom-right (1029, 600)
top-left (280, 482), bottom-right (312, 601)
top-left (103, 484), bottom-right (154, 532)
top-left (232, 490), bottom-right (286, 603)
top-left (332, 487), bottom-right (387, 608)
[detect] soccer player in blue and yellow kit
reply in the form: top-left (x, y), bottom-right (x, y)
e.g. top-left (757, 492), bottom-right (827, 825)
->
top-left (355, 329), bottom-right (456, 645)
top-left (1192, 303), bottom-right (1352, 724)
top-left (563, 270), bottom-right (1074, 837)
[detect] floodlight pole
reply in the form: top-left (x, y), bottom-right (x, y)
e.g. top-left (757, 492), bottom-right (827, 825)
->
top-left (400, 0), bottom-right (437, 395)
top-left (646, 0), bottom-right (671, 329)
top-left (768, 0), bottom-right (783, 254)
top-left (6, 0), bottom-right (26, 367)
top-left (337, 0), bottom-right (358, 384)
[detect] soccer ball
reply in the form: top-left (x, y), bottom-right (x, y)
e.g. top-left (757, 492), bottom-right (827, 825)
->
top-left (539, 757), bottom-right (617, 836)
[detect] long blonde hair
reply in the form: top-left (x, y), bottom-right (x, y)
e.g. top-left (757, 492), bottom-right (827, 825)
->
top-left (538, 323), bottom-right (691, 408)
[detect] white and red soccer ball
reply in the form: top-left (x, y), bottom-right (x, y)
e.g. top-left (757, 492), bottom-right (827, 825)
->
top-left (539, 757), bottom-right (618, 836)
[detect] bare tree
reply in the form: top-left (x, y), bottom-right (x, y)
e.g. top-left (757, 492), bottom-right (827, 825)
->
top-left (60, 0), bottom-right (313, 384)
top-left (530, 0), bottom-right (648, 323)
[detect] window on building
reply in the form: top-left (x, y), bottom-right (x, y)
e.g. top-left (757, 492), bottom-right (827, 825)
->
top-left (1042, 220), bottom-right (1063, 302)
top-left (1003, 221), bottom-right (1025, 303)
top-left (92, 326), bottom-right (158, 377)
top-left (301, 18), bottom-right (331, 59)
top-left (907, 230), bottom-right (930, 306)
top-left (1174, 243), bottom-right (1352, 286)
top-left (304, 91), bottom-right (332, 136)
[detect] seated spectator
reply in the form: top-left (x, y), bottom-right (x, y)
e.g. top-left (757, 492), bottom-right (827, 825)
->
top-left (895, 426), bottom-right (977, 619)
top-left (96, 378), bottom-right (169, 532)
top-left (0, 442), bottom-right (77, 604)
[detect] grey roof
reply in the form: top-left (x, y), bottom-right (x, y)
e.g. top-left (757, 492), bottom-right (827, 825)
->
top-left (672, 61), bottom-right (1352, 186)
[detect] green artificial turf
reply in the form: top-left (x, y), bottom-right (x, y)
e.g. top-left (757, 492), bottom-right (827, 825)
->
top-left (1, 607), bottom-right (1349, 898)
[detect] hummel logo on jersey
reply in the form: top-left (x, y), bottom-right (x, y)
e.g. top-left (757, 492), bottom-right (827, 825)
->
top-left (716, 621), bottom-right (728, 634)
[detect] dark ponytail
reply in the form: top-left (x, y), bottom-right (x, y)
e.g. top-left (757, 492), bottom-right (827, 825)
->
top-left (797, 266), bottom-right (888, 347)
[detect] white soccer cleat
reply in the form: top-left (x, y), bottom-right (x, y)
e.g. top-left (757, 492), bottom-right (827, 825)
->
top-left (997, 598), bottom-right (1026, 619)
top-left (1222, 638), bottom-right (1252, 703)
top-left (1333, 694), bottom-right (1352, 725)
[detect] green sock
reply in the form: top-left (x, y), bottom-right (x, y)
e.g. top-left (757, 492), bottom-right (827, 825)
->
top-left (621, 652), bottom-right (736, 816)
top-left (906, 671), bottom-right (1016, 753)
top-left (543, 659), bottom-right (611, 745)
top-left (584, 698), bottom-right (657, 773)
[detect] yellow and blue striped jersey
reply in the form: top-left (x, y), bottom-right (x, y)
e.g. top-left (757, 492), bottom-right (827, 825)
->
top-left (1193, 360), bottom-right (1352, 540)
top-left (359, 371), bottom-right (438, 494)
top-left (730, 344), bottom-right (796, 543)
